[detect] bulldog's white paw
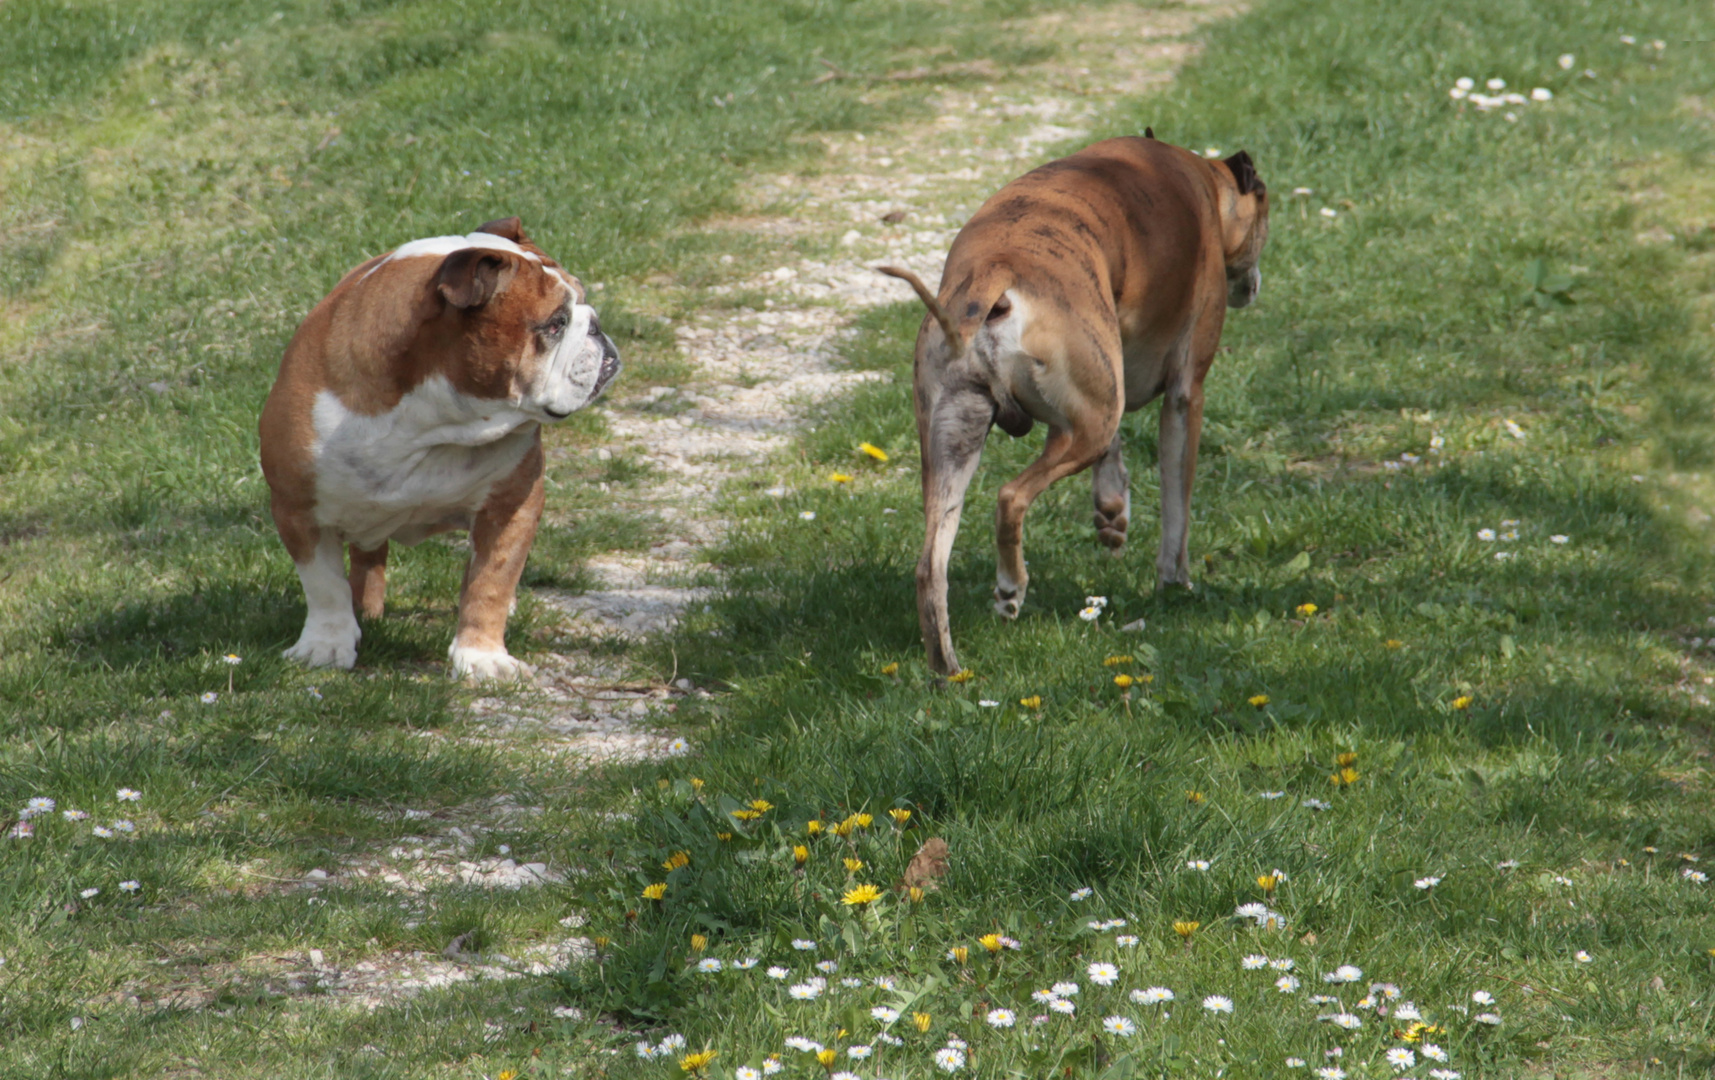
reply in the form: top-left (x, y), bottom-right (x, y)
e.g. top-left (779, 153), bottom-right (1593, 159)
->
top-left (448, 643), bottom-right (534, 682)
top-left (284, 620), bottom-right (360, 669)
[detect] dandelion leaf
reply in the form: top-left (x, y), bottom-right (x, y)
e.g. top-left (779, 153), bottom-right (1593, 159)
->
top-left (899, 837), bottom-right (950, 891)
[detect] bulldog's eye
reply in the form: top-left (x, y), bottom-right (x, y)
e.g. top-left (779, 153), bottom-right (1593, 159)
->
top-left (542, 316), bottom-right (568, 338)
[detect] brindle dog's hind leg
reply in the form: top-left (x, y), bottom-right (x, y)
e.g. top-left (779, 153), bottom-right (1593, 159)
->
top-left (916, 389), bottom-right (993, 676)
top-left (1090, 428), bottom-right (1130, 552)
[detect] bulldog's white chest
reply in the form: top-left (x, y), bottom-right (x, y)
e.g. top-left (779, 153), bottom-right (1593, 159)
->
top-left (310, 376), bottom-right (537, 549)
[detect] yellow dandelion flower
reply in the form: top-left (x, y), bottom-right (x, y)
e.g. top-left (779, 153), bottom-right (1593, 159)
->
top-left (750, 799), bottom-right (774, 813)
top-left (1330, 767), bottom-right (1359, 786)
top-left (1019, 695), bottom-right (1042, 709)
top-left (843, 883), bottom-right (883, 906)
top-left (858, 442), bottom-right (890, 462)
top-left (690, 933), bottom-right (707, 952)
top-left (829, 472), bottom-right (854, 484)
top-left (1257, 874), bottom-right (1278, 895)
top-left (1138, 673), bottom-right (1155, 684)
top-left (881, 662), bottom-right (899, 677)
top-left (913, 1012), bottom-right (932, 1033)
top-left (1451, 695), bottom-right (1473, 710)
top-left (794, 845), bottom-right (809, 866)
top-left (1335, 752), bottom-right (1358, 768)
top-left (947, 669), bottom-right (976, 683)
top-left (908, 886), bottom-right (926, 903)
top-left (1295, 603), bottom-right (1318, 618)
top-left (1384, 639), bottom-right (1404, 649)
top-left (949, 946), bottom-right (969, 964)
top-left (815, 1049), bottom-right (837, 1068)
top-left (831, 819), bottom-right (854, 838)
top-left (731, 809), bottom-right (762, 821)
top-left (658, 778), bottom-right (671, 790)
top-left (1708, 947), bottom-right (1715, 958)
top-left (1114, 673), bottom-right (1135, 689)
top-left (499, 1071), bottom-right (516, 1080)
top-left (850, 813), bottom-right (873, 829)
top-left (888, 808), bottom-right (912, 825)
top-left (642, 883), bottom-right (667, 900)
top-left (679, 1050), bottom-right (717, 1075)
top-left (1186, 790), bottom-right (1205, 804)
top-left (716, 832), bottom-right (732, 841)
top-left (979, 932), bottom-right (1003, 953)
top-left (806, 819), bottom-right (823, 836)
top-left (1103, 655), bottom-right (1133, 667)
top-left (1173, 920), bottom-right (1200, 939)
top-left (663, 850), bottom-right (690, 871)
top-left (1248, 694), bottom-right (1270, 707)
top-left (593, 936), bottom-right (610, 949)
top-left (844, 857), bottom-right (864, 873)
top-left (689, 777), bottom-right (705, 792)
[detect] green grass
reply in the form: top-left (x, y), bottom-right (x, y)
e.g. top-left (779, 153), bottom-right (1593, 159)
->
top-left (3, 0), bottom-right (1715, 1076)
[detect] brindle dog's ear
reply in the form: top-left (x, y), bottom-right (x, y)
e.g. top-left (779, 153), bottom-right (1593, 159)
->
top-left (437, 248), bottom-right (520, 309)
top-left (1223, 151), bottom-right (1260, 196)
top-left (476, 216), bottom-right (530, 246)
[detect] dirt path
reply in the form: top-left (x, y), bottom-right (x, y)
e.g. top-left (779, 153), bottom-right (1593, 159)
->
top-left (162, 1), bottom-right (1237, 1012)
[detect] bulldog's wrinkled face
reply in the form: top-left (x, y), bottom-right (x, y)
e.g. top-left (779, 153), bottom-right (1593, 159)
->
top-left (428, 228), bottom-right (620, 421)
top-left (1218, 151), bottom-right (1270, 310)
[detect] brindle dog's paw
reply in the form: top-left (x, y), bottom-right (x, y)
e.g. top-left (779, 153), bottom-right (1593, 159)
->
top-left (1094, 508), bottom-right (1129, 552)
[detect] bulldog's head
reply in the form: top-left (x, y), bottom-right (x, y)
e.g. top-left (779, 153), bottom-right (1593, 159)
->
top-left (1217, 151), bottom-right (1269, 310)
top-left (429, 217), bottom-right (620, 421)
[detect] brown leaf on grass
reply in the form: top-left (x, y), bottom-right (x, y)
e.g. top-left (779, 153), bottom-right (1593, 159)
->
top-left (898, 837), bottom-right (950, 891)
top-left (1300, 932), bottom-right (1318, 946)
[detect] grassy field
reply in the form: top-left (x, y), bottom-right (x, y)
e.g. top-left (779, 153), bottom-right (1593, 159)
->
top-left (3, 0), bottom-right (1715, 1077)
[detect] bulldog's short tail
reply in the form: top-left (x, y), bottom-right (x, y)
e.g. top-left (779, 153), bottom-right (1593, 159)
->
top-left (877, 265), bottom-right (965, 355)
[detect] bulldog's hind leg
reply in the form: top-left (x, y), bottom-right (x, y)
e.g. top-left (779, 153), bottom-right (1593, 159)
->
top-left (449, 442), bottom-right (546, 681)
top-left (284, 531), bottom-right (362, 669)
top-left (349, 541), bottom-right (388, 620)
top-left (1090, 428), bottom-right (1130, 552)
top-left (917, 389), bottom-right (992, 676)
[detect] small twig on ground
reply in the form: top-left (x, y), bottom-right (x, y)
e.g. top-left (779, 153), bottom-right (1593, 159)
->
top-left (810, 58), bottom-right (850, 85)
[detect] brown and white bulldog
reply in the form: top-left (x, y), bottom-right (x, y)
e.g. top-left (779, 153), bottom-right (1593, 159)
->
top-left (880, 133), bottom-right (1269, 675)
top-left (260, 217), bottom-right (619, 679)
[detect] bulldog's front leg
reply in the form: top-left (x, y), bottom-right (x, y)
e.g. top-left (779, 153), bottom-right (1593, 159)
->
top-left (448, 440), bottom-right (546, 681)
top-left (285, 530), bottom-right (362, 669)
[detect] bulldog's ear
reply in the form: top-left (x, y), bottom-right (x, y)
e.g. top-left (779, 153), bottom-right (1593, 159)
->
top-left (1223, 150), bottom-right (1260, 196)
top-left (437, 248), bottom-right (520, 309)
top-left (475, 216), bottom-right (531, 246)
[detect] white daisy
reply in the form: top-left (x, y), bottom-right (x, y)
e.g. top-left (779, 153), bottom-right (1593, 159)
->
top-left (933, 1047), bottom-right (965, 1073)
top-left (1317, 1069), bottom-right (1346, 1080)
top-left (1324, 965), bottom-right (1363, 984)
top-left (1235, 902), bottom-right (1270, 920)
top-left (783, 1037), bottom-right (821, 1053)
top-left (1286, 1059), bottom-right (1307, 1068)
top-left (1455, 77), bottom-right (1475, 90)
top-left (987, 1008), bottom-right (1016, 1028)
top-left (1414, 876), bottom-right (1441, 889)
top-left (840, 978), bottom-right (863, 988)
top-left (91, 826), bottom-right (113, 839)
top-left (1320, 207), bottom-right (1337, 219)
top-left (1486, 77), bottom-right (1506, 90)
top-left (667, 738), bottom-right (690, 756)
top-left (200, 692), bottom-right (218, 704)
top-left (734, 958), bottom-right (758, 969)
top-left (761, 1060), bottom-right (783, 1076)
top-left (1308, 995), bottom-right (1338, 1005)
top-left (830, 1072), bottom-right (858, 1080)
top-left (1069, 887), bottom-right (1093, 901)
top-left (847, 1045), bottom-right (872, 1060)
top-left (1088, 963), bottom-right (1119, 986)
top-left (872, 975), bottom-right (899, 988)
top-left (1102, 1016), bottom-right (1137, 1037)
top-left (79, 887), bottom-right (99, 899)
top-left (697, 958), bottom-right (722, 972)
top-left (1328, 1012), bottom-right (1363, 1029)
top-left (1132, 987), bottom-right (1174, 1004)
top-left (1550, 534), bottom-right (1569, 544)
top-left (1085, 596), bottom-right (1109, 609)
top-left (61, 809), bottom-right (88, 821)
top-left (1116, 935), bottom-right (1138, 946)
top-left (1202, 995), bottom-right (1234, 1014)
top-left (788, 983), bottom-right (822, 1000)
top-left (791, 939), bottom-right (817, 951)
top-left (1471, 990), bottom-right (1494, 1005)
top-left (1052, 982), bottom-right (1079, 997)
top-left (634, 1042), bottom-right (656, 1059)
top-left (659, 1035), bottom-right (687, 1052)
top-left (737, 1068), bottom-right (762, 1080)
top-left (1302, 798), bottom-right (1332, 811)
top-left (766, 966), bottom-right (789, 980)
top-left (1474, 1012), bottom-right (1502, 1025)
top-left (1277, 975), bottom-right (1301, 993)
top-left (1260, 790), bottom-right (1285, 799)
top-left (113, 820), bottom-right (134, 832)
top-left (1429, 1071), bottom-right (1461, 1080)
top-left (1683, 868), bottom-right (1708, 883)
top-left (1031, 989), bottom-right (1058, 1004)
top-left (1372, 983), bottom-right (1400, 1000)
top-left (1477, 529), bottom-right (1496, 542)
top-left (871, 1006), bottom-right (900, 1023)
top-left (1078, 606), bottom-right (1103, 622)
top-left (1049, 999), bottom-right (1076, 1015)
top-left (1186, 860), bottom-right (1210, 871)
top-left (1422, 1044), bottom-right (1448, 1062)
top-left (1503, 419), bottom-right (1526, 440)
top-left (816, 959), bottom-right (838, 973)
top-left (1271, 958), bottom-right (1295, 971)
top-left (1242, 955), bottom-right (1269, 970)
top-left (798, 511), bottom-right (816, 521)
top-left (1575, 950), bottom-right (1592, 963)
top-left (25, 798), bottom-right (55, 815)
top-left (1392, 1002), bottom-right (1422, 1021)
top-left (1385, 1048), bottom-right (1415, 1071)
top-left (1558, 54), bottom-right (1574, 69)
top-left (118, 880), bottom-right (140, 893)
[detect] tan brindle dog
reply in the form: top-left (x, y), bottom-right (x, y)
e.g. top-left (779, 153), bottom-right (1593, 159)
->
top-left (261, 218), bottom-right (619, 680)
top-left (880, 133), bottom-right (1269, 675)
